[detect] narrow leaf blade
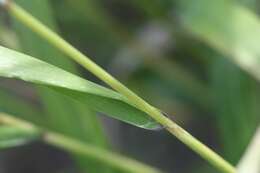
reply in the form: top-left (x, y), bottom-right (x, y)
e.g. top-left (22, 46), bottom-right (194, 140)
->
top-left (0, 45), bottom-right (160, 130)
top-left (0, 125), bottom-right (39, 149)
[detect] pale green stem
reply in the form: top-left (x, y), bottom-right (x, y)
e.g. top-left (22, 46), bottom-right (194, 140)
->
top-left (3, 2), bottom-right (236, 173)
top-left (0, 113), bottom-right (161, 173)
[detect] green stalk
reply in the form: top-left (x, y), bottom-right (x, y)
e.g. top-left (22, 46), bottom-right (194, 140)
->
top-left (2, 2), bottom-right (236, 173)
top-left (0, 113), bottom-right (160, 173)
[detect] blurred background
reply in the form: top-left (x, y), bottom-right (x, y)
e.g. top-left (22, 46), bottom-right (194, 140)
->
top-left (0, 0), bottom-right (259, 173)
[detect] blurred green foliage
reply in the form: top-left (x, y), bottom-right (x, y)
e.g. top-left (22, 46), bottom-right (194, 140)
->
top-left (0, 0), bottom-right (259, 173)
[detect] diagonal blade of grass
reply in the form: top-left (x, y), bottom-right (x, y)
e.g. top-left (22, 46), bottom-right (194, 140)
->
top-left (11, 0), bottom-right (112, 172)
top-left (0, 125), bottom-right (39, 149)
top-left (0, 45), bottom-right (160, 129)
top-left (0, 112), bottom-right (162, 173)
top-left (55, 0), bottom-right (212, 110)
top-left (2, 2), bottom-right (236, 172)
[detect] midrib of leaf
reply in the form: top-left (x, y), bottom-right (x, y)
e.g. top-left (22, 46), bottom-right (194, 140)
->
top-left (12, 0), bottom-right (111, 172)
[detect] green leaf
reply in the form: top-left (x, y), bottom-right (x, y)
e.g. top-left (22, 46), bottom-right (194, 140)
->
top-left (0, 125), bottom-right (39, 149)
top-left (180, 0), bottom-right (260, 82)
top-left (237, 127), bottom-right (260, 173)
top-left (11, 1), bottom-right (112, 172)
top-left (0, 89), bottom-right (44, 125)
top-left (0, 45), bottom-right (160, 130)
top-left (211, 57), bottom-right (260, 164)
top-left (179, 0), bottom-right (260, 164)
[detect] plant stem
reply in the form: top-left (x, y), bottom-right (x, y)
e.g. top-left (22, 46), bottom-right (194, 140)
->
top-left (45, 133), bottom-right (160, 173)
top-left (4, 2), bottom-right (236, 173)
top-left (0, 113), bottom-right (161, 173)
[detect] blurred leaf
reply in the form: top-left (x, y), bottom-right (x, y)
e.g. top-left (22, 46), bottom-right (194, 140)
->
top-left (130, 0), bottom-right (174, 18)
top-left (0, 19), bottom-right (20, 50)
top-left (179, 0), bottom-right (260, 164)
top-left (52, 0), bottom-right (122, 64)
top-left (0, 125), bottom-right (39, 149)
top-left (44, 0), bottom-right (206, 119)
top-left (180, 0), bottom-right (260, 82)
top-left (237, 127), bottom-right (260, 173)
top-left (211, 58), bottom-right (259, 163)
top-left (0, 89), bottom-right (43, 125)
top-left (0, 45), bottom-right (160, 130)
top-left (11, 0), bottom-right (112, 172)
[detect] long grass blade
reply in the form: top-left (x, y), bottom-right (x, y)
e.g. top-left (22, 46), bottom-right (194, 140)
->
top-left (11, 0), bottom-right (112, 172)
top-left (0, 112), bottom-right (162, 173)
top-left (3, 2), bottom-right (236, 172)
top-left (0, 45), bottom-right (160, 129)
